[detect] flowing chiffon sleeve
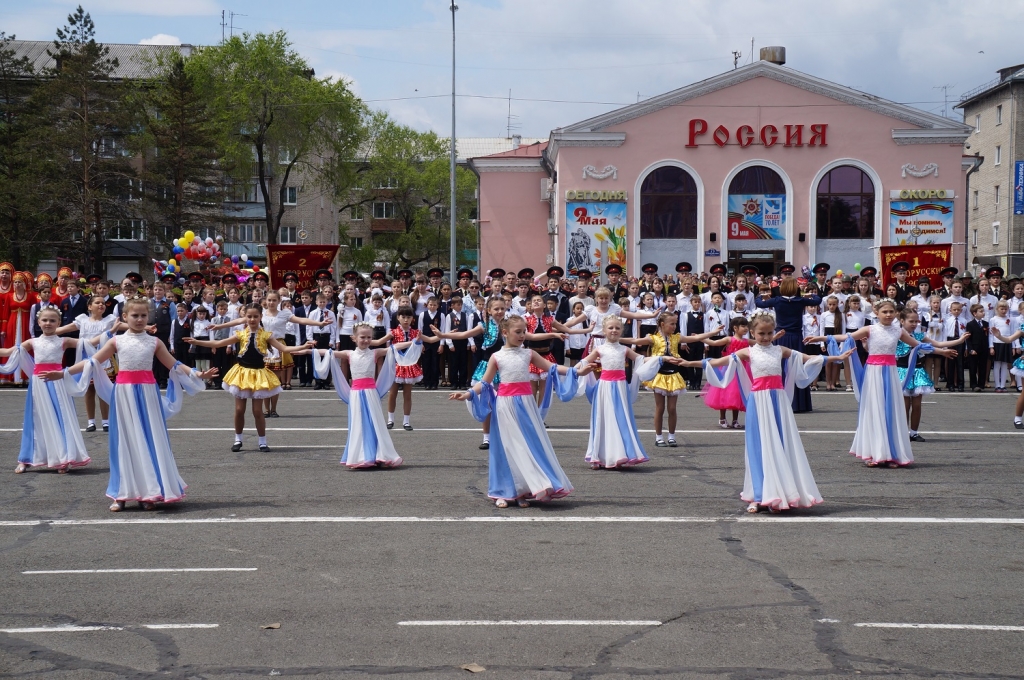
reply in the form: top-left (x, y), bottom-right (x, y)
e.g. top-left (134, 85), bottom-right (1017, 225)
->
top-left (161, 363), bottom-right (207, 419)
top-left (466, 384), bottom-right (495, 422)
top-left (630, 355), bottom-right (663, 403)
top-left (393, 339), bottom-right (423, 366)
top-left (0, 344), bottom-right (31, 377)
top-left (783, 351), bottom-right (824, 401)
top-left (312, 349), bottom-right (352, 405)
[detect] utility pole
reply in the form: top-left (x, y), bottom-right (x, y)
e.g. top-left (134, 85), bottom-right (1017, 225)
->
top-left (449, 2), bottom-right (458, 279)
top-left (221, 10), bottom-right (226, 43)
top-left (934, 84), bottom-right (955, 118)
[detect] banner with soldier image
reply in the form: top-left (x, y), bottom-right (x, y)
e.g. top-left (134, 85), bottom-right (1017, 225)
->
top-left (565, 201), bottom-right (627, 277)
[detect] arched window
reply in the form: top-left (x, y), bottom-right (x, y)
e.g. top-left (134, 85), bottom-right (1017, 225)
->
top-left (640, 166), bottom-right (698, 239)
top-left (816, 165), bottom-right (875, 239)
top-left (728, 165), bottom-right (785, 195)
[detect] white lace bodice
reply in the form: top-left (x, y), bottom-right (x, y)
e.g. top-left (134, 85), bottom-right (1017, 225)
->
top-left (493, 346), bottom-right (533, 384)
top-left (584, 303), bottom-right (621, 335)
top-left (32, 334), bottom-right (65, 364)
top-left (75, 314), bottom-right (116, 340)
top-left (261, 311), bottom-right (290, 339)
top-left (868, 322), bottom-right (901, 356)
top-left (597, 342), bottom-right (628, 371)
top-left (749, 343), bottom-right (783, 379)
top-left (348, 347), bottom-right (377, 380)
top-left (115, 332), bottom-right (157, 370)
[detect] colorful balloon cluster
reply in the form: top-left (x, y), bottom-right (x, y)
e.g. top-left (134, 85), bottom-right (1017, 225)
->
top-left (166, 231), bottom-right (223, 273)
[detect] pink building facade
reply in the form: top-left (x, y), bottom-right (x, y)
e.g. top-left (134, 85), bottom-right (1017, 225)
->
top-left (470, 58), bottom-right (973, 280)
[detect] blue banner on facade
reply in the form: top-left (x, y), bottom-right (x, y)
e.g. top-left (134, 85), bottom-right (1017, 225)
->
top-left (1015, 161), bottom-right (1024, 216)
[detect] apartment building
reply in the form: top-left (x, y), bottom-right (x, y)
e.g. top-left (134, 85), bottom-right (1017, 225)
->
top-left (957, 64), bottom-right (1024, 277)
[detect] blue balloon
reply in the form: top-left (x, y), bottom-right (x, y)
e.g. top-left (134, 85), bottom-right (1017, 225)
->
top-left (167, 264), bottom-right (175, 272)
top-left (231, 255), bottom-right (239, 264)
top-left (246, 260), bottom-right (254, 268)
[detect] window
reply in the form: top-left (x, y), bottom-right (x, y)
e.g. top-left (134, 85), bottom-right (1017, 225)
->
top-left (107, 219), bottom-right (146, 241)
top-left (995, 146), bottom-right (1002, 165)
top-left (279, 226), bottom-right (297, 243)
top-left (973, 190), bottom-right (979, 209)
top-left (278, 148), bottom-right (295, 165)
top-left (372, 201), bottom-right (396, 219)
top-left (815, 165), bottom-right (876, 239)
top-left (975, 114), bottom-right (981, 132)
top-left (995, 185), bottom-right (1000, 206)
top-left (229, 224), bottom-right (266, 242)
top-left (639, 166), bottom-right (698, 239)
top-left (350, 237), bottom-right (363, 248)
top-left (98, 137), bottom-right (128, 158)
top-left (376, 177), bottom-right (398, 189)
top-left (194, 227), bottom-right (218, 241)
top-left (230, 181), bottom-right (260, 203)
top-left (997, 105), bottom-right (1003, 125)
top-left (284, 186), bottom-right (297, 205)
top-left (973, 229), bottom-right (978, 247)
top-left (993, 222), bottom-right (1000, 246)
top-left (349, 204), bottom-right (364, 220)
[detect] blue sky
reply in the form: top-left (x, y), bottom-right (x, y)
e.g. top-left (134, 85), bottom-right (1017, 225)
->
top-left (5, 0), bottom-right (1021, 138)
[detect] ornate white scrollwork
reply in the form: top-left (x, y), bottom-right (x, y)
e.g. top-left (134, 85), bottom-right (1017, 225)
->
top-left (901, 163), bottom-right (939, 178)
top-left (582, 164), bottom-right (618, 180)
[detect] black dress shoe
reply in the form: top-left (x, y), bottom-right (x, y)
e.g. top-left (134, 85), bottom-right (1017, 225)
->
top-left (909, 433), bottom-right (926, 442)
top-left (313, 384), bottom-right (323, 390)
top-left (403, 424), bottom-right (413, 431)
top-left (231, 442), bottom-right (242, 452)
top-left (479, 442), bottom-right (489, 450)
top-left (259, 444), bottom-right (271, 452)
top-left (387, 421), bottom-right (394, 429)
top-left (86, 424), bottom-right (96, 432)
top-left (102, 424), bottom-right (109, 432)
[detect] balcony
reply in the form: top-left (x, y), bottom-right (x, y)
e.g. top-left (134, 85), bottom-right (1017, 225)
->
top-left (371, 219), bottom-right (405, 234)
top-left (221, 242), bottom-right (266, 260)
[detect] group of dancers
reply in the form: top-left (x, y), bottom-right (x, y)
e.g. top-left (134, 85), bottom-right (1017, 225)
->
top-left (10, 266), bottom-right (1001, 514)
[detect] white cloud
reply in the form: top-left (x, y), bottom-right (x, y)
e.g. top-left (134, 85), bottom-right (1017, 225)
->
top-left (140, 34), bottom-right (182, 46)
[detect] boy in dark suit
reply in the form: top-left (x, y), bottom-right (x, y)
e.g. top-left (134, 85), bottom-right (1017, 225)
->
top-left (965, 303), bottom-right (990, 391)
top-left (58, 280), bottom-right (88, 366)
top-left (446, 295), bottom-right (470, 389)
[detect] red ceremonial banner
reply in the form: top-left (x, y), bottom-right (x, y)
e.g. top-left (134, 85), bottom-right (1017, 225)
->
top-left (265, 245), bottom-right (340, 290)
top-left (879, 244), bottom-right (952, 290)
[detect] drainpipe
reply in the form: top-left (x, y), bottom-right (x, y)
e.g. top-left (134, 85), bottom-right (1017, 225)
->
top-left (964, 154), bottom-right (983, 273)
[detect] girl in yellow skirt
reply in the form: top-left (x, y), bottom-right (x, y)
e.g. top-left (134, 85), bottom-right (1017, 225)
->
top-left (185, 304), bottom-right (312, 452)
top-left (629, 312), bottom-right (721, 447)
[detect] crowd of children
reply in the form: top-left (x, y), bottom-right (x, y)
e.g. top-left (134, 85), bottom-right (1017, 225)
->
top-left (4, 258), bottom-right (1023, 514)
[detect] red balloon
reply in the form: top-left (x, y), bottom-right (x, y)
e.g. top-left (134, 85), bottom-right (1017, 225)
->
top-left (252, 265), bottom-right (260, 272)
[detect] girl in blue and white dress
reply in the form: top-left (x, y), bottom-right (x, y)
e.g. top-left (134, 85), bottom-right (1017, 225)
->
top-left (685, 312), bottom-right (849, 513)
top-left (302, 322), bottom-right (420, 468)
top-left (2, 307), bottom-right (91, 474)
top-left (576, 315), bottom-right (687, 469)
top-left (836, 298), bottom-right (934, 467)
top-left (992, 318), bottom-right (1024, 429)
top-left (42, 298), bottom-right (216, 511)
top-left (450, 315), bottom-right (576, 508)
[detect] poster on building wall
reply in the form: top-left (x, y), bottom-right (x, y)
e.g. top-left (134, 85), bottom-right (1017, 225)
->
top-left (879, 244), bottom-right (951, 290)
top-left (565, 202), bottom-right (627, 277)
top-left (726, 195), bottom-right (786, 240)
top-left (889, 197), bottom-right (954, 245)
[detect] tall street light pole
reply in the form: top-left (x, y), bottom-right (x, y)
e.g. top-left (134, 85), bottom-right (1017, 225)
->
top-left (449, 2), bottom-right (458, 280)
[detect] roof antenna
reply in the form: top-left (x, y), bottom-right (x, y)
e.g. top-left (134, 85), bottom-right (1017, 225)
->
top-left (750, 37), bottom-right (755, 63)
top-left (732, 50), bottom-right (742, 69)
top-left (934, 84), bottom-right (954, 118)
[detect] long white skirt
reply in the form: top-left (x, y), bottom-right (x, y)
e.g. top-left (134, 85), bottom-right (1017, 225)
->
top-left (342, 388), bottom-right (402, 468)
top-left (489, 394), bottom-right (573, 501)
top-left (585, 378), bottom-right (648, 468)
top-left (18, 375), bottom-right (90, 470)
top-left (743, 388), bottom-right (822, 509)
top-left (849, 364), bottom-right (913, 466)
top-left (107, 383), bottom-right (187, 503)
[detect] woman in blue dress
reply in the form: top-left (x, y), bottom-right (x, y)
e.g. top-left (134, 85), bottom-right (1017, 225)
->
top-left (754, 273), bottom-right (820, 413)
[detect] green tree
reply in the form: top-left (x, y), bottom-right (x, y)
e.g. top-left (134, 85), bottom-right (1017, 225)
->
top-left (351, 113), bottom-right (477, 271)
top-left (0, 32), bottom-right (49, 269)
top-left (33, 6), bottom-right (137, 274)
top-left (188, 31), bottom-right (365, 244)
top-left (131, 51), bottom-right (225, 242)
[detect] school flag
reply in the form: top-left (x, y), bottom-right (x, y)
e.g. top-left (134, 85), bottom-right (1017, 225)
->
top-left (879, 244), bottom-right (951, 290)
top-left (266, 245), bottom-right (340, 290)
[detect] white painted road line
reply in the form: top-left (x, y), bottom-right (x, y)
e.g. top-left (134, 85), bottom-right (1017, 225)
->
top-left (0, 624), bottom-right (218, 633)
top-left (1, 516), bottom-right (1023, 527)
top-left (0, 427), bottom-right (1015, 435)
top-left (398, 620), bottom-right (662, 626)
top-left (854, 623), bottom-right (1024, 631)
top-left (22, 568), bottom-right (257, 574)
